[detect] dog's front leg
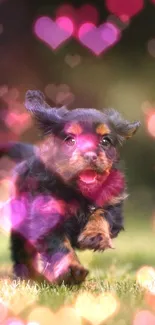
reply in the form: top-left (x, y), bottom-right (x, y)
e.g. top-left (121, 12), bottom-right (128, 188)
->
top-left (77, 208), bottom-right (114, 251)
top-left (36, 232), bottom-right (88, 285)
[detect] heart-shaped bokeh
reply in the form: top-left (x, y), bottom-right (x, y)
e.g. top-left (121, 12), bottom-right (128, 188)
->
top-left (78, 22), bottom-right (121, 56)
top-left (44, 83), bottom-right (74, 105)
top-left (27, 306), bottom-right (82, 325)
top-left (106, 0), bottom-right (144, 19)
top-left (5, 110), bottom-right (32, 135)
top-left (75, 292), bottom-right (118, 325)
top-left (65, 54), bottom-right (81, 68)
top-left (55, 4), bottom-right (99, 37)
top-left (33, 16), bottom-right (73, 50)
top-left (136, 266), bottom-right (155, 291)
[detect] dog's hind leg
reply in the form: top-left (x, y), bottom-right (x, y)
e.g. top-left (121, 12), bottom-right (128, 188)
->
top-left (36, 232), bottom-right (89, 285)
top-left (10, 230), bottom-right (39, 280)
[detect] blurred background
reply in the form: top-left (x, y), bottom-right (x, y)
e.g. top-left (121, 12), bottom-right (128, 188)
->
top-left (0, 0), bottom-right (155, 270)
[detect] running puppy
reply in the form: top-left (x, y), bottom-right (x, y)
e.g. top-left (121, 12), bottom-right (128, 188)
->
top-left (0, 90), bottom-right (140, 284)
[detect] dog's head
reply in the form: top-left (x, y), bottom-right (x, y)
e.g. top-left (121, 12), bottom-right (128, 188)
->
top-left (25, 90), bottom-right (140, 188)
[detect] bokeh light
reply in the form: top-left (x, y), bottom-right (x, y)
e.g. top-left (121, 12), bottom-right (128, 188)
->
top-left (56, 307), bottom-right (82, 325)
top-left (56, 16), bottom-right (74, 34)
top-left (147, 39), bottom-right (155, 58)
top-left (0, 301), bottom-right (8, 323)
top-left (136, 266), bottom-right (155, 291)
top-left (107, 14), bottom-right (130, 30)
top-left (78, 22), bottom-right (121, 56)
top-left (101, 22), bottom-right (120, 45)
top-left (4, 318), bottom-right (24, 325)
top-left (44, 83), bottom-right (74, 105)
top-left (27, 306), bottom-right (55, 325)
top-left (65, 54), bottom-right (81, 68)
top-left (146, 112), bottom-right (155, 137)
top-left (0, 178), bottom-right (13, 202)
top-left (78, 23), bottom-right (95, 38)
top-left (75, 292), bottom-right (119, 324)
top-left (106, 0), bottom-right (144, 19)
top-left (33, 16), bottom-right (73, 50)
top-left (55, 4), bottom-right (99, 37)
top-left (133, 310), bottom-right (155, 325)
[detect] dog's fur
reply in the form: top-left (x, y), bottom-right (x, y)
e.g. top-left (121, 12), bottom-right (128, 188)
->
top-left (0, 90), bottom-right (140, 284)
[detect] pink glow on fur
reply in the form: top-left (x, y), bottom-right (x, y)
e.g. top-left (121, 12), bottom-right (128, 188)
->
top-left (77, 134), bottom-right (98, 152)
top-left (33, 195), bottom-right (79, 220)
top-left (77, 169), bottom-right (125, 206)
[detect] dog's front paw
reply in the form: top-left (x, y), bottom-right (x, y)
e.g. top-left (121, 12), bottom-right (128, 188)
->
top-left (78, 232), bottom-right (114, 251)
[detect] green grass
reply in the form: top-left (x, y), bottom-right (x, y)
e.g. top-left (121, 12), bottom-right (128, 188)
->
top-left (0, 210), bottom-right (155, 325)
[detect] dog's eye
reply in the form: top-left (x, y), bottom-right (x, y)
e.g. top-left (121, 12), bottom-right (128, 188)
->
top-left (101, 136), bottom-right (112, 147)
top-left (64, 135), bottom-right (76, 146)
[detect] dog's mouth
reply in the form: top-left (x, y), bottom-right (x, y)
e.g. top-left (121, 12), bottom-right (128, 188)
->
top-left (78, 169), bottom-right (99, 184)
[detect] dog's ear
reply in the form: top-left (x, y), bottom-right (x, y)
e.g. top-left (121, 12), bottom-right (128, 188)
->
top-left (104, 109), bottom-right (141, 144)
top-left (25, 90), bottom-right (64, 134)
top-left (57, 105), bottom-right (69, 117)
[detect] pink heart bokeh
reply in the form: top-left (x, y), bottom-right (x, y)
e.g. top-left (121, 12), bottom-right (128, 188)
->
top-left (78, 22), bottom-right (121, 56)
top-left (55, 4), bottom-right (99, 37)
top-left (65, 54), bottom-right (81, 68)
top-left (33, 16), bottom-right (73, 50)
top-left (44, 83), bottom-right (74, 105)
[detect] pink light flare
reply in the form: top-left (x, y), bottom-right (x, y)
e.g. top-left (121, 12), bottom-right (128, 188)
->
top-left (33, 16), bottom-right (73, 50)
top-left (78, 22), bottom-right (121, 56)
top-left (106, 0), bottom-right (144, 19)
top-left (133, 310), bottom-right (155, 325)
top-left (4, 318), bottom-right (25, 325)
top-left (40, 252), bottom-right (72, 283)
top-left (0, 301), bottom-right (8, 323)
top-left (146, 111), bottom-right (155, 137)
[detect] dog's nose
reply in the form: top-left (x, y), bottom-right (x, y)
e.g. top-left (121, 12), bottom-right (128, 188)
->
top-left (84, 151), bottom-right (97, 162)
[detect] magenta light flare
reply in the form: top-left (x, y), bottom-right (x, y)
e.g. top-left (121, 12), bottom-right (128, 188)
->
top-left (10, 197), bottom-right (28, 229)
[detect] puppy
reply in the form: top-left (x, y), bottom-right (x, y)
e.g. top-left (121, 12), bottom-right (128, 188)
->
top-left (0, 90), bottom-right (140, 284)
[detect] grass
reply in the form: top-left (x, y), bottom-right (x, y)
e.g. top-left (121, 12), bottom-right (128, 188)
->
top-left (0, 207), bottom-right (155, 325)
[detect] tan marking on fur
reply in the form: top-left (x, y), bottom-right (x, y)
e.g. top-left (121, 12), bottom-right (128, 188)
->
top-left (78, 209), bottom-right (114, 250)
top-left (99, 151), bottom-right (113, 173)
top-left (66, 123), bottom-right (83, 135)
top-left (96, 124), bottom-right (110, 135)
